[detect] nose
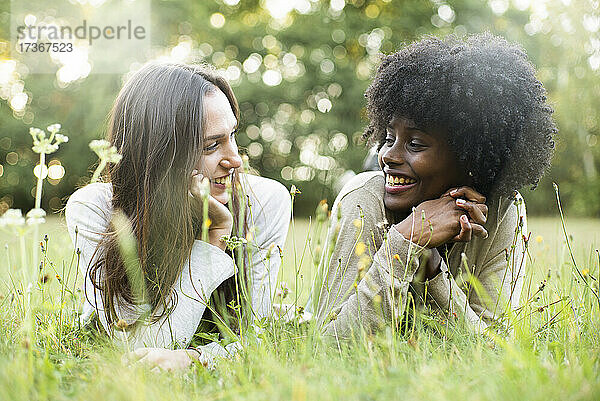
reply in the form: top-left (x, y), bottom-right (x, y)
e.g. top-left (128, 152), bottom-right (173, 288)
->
top-left (381, 142), bottom-right (405, 167)
top-left (220, 138), bottom-right (242, 170)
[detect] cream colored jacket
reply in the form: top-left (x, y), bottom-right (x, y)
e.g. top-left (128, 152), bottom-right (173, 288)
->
top-left (65, 174), bottom-right (290, 353)
top-left (314, 171), bottom-right (526, 338)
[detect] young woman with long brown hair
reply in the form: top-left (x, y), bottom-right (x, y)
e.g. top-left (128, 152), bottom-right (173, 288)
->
top-left (65, 63), bottom-right (291, 370)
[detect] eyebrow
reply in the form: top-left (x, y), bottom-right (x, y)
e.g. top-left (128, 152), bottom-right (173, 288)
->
top-left (204, 123), bottom-right (238, 141)
top-left (204, 133), bottom-right (226, 141)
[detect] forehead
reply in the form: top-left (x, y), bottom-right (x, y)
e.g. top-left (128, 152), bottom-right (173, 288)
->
top-left (203, 89), bottom-right (237, 137)
top-left (389, 116), bottom-right (418, 129)
top-left (388, 116), bottom-right (446, 139)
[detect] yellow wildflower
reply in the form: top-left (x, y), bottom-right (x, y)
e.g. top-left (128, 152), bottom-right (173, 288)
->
top-left (355, 242), bottom-right (366, 256)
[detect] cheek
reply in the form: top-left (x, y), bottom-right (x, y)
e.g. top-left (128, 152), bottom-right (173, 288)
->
top-left (198, 154), bottom-right (218, 175)
top-left (421, 150), bottom-right (464, 189)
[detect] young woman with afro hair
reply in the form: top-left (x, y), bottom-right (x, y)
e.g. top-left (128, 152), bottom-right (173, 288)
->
top-left (313, 33), bottom-right (556, 338)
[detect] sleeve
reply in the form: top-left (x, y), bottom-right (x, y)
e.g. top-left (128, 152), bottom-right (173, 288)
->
top-left (243, 176), bottom-right (292, 319)
top-left (425, 196), bottom-right (527, 333)
top-left (314, 186), bottom-right (427, 338)
top-left (65, 185), bottom-right (236, 349)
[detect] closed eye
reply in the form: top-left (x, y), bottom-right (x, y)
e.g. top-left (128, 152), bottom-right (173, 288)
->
top-left (204, 141), bottom-right (218, 152)
top-left (204, 128), bottom-right (238, 152)
top-left (407, 140), bottom-right (426, 150)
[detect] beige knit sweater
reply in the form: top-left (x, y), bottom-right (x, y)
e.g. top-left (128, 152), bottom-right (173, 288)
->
top-left (313, 171), bottom-right (527, 338)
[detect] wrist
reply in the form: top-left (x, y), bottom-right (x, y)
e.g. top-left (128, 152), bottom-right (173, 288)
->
top-left (394, 218), bottom-right (431, 248)
top-left (208, 226), bottom-right (232, 250)
top-left (424, 249), bottom-right (442, 280)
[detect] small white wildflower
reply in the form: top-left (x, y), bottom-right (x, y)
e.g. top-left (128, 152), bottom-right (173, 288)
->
top-left (0, 209), bottom-right (26, 227)
top-left (199, 177), bottom-right (211, 198)
top-left (26, 208), bottom-right (46, 218)
top-left (46, 124), bottom-right (61, 134)
top-left (29, 127), bottom-right (45, 139)
top-left (89, 139), bottom-right (121, 183)
top-left (29, 124), bottom-right (67, 155)
top-left (54, 133), bottom-right (69, 144)
top-left (109, 152), bottom-right (122, 164)
top-left (26, 208), bottom-right (46, 226)
top-left (89, 139), bottom-right (110, 152)
top-left (89, 139), bottom-right (122, 163)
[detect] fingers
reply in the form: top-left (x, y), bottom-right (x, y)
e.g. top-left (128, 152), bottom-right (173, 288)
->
top-left (122, 347), bottom-right (151, 365)
top-left (129, 349), bottom-right (176, 371)
top-left (470, 223), bottom-right (489, 239)
top-left (122, 347), bottom-right (157, 368)
top-left (455, 199), bottom-right (488, 225)
top-left (452, 214), bottom-right (472, 242)
top-left (452, 215), bottom-right (488, 242)
top-left (448, 186), bottom-right (486, 203)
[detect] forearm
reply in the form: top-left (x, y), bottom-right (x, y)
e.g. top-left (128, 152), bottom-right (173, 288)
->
top-left (425, 267), bottom-right (489, 333)
top-left (322, 258), bottom-right (412, 338)
top-left (320, 228), bottom-right (424, 337)
top-left (112, 240), bottom-right (236, 348)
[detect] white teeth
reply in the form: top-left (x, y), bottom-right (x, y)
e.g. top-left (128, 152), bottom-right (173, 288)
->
top-left (214, 175), bottom-right (231, 185)
top-left (387, 175), bottom-right (416, 186)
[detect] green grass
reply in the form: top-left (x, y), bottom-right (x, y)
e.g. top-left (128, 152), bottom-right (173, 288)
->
top-left (1, 213), bottom-right (599, 400)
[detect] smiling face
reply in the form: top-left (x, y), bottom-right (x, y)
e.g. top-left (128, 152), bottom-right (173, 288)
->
top-left (198, 88), bottom-right (242, 204)
top-left (378, 117), bottom-right (468, 215)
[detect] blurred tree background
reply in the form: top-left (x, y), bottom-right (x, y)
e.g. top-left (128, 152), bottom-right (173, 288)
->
top-left (0, 0), bottom-right (599, 216)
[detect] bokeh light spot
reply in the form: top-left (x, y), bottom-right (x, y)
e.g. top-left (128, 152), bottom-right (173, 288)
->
top-left (34, 163), bottom-right (48, 179)
top-left (210, 13), bottom-right (226, 28)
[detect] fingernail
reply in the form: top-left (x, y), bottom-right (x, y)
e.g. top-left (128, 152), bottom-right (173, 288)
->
top-left (192, 169), bottom-right (198, 175)
top-left (450, 189), bottom-right (458, 195)
top-left (456, 198), bottom-right (465, 205)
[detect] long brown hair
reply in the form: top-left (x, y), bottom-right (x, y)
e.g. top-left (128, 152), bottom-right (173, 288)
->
top-left (90, 63), bottom-right (244, 330)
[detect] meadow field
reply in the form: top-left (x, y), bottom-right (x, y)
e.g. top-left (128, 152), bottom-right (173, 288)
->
top-left (0, 210), bottom-right (599, 401)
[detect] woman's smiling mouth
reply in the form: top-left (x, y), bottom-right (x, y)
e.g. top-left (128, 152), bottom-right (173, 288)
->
top-left (212, 174), bottom-right (231, 189)
top-left (385, 174), bottom-right (417, 193)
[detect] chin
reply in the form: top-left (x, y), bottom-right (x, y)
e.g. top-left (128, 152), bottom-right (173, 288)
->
top-left (383, 194), bottom-right (414, 215)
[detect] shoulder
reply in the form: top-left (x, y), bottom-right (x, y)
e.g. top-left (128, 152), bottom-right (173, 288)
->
top-left (334, 171), bottom-right (384, 209)
top-left (241, 173), bottom-right (290, 203)
top-left (240, 173), bottom-right (291, 219)
top-left (64, 182), bottom-right (113, 239)
top-left (485, 191), bottom-right (527, 241)
top-left (239, 173), bottom-right (291, 244)
top-left (326, 171), bottom-right (387, 226)
top-left (67, 182), bottom-right (112, 206)
top-left (65, 182), bottom-right (113, 220)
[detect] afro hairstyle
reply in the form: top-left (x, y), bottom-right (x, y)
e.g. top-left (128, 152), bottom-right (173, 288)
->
top-left (363, 32), bottom-right (556, 198)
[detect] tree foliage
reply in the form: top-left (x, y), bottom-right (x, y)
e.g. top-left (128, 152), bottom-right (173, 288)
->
top-left (0, 0), bottom-right (599, 215)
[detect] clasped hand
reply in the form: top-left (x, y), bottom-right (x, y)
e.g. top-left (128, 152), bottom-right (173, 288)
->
top-left (394, 186), bottom-right (488, 279)
top-left (189, 170), bottom-right (233, 250)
